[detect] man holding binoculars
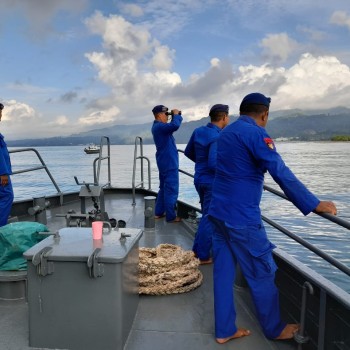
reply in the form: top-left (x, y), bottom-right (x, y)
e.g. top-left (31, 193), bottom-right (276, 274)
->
top-left (151, 105), bottom-right (182, 222)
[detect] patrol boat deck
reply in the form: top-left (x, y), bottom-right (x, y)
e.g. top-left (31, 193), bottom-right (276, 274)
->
top-left (2, 191), bottom-right (298, 350)
top-left (1, 140), bottom-right (350, 350)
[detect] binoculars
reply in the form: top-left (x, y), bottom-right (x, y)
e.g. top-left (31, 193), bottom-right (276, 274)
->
top-left (166, 110), bottom-right (181, 116)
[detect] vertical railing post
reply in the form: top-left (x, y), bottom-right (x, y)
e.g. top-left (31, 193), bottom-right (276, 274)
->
top-left (132, 137), bottom-right (151, 206)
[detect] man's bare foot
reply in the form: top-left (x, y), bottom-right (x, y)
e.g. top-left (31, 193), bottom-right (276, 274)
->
top-left (216, 328), bottom-right (251, 344)
top-left (155, 214), bottom-right (165, 219)
top-left (199, 258), bottom-right (213, 265)
top-left (168, 216), bottom-right (181, 223)
top-left (275, 324), bottom-right (299, 340)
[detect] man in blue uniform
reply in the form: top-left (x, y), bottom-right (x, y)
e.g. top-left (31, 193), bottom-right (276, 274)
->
top-left (152, 105), bottom-right (183, 222)
top-left (0, 103), bottom-right (14, 226)
top-left (208, 93), bottom-right (337, 344)
top-left (184, 104), bottom-right (229, 264)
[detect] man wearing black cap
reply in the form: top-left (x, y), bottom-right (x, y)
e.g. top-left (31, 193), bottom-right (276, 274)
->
top-left (184, 104), bottom-right (229, 264)
top-left (151, 105), bottom-right (182, 222)
top-left (0, 103), bottom-right (14, 226)
top-left (208, 93), bottom-right (337, 343)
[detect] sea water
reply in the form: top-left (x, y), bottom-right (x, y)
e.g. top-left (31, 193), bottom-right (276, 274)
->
top-left (8, 141), bottom-right (350, 292)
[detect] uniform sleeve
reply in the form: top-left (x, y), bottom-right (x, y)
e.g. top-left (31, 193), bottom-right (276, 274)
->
top-left (184, 132), bottom-right (196, 162)
top-left (207, 140), bottom-right (217, 171)
top-left (0, 153), bottom-right (7, 175)
top-left (249, 130), bottom-right (320, 215)
top-left (161, 114), bottom-right (183, 134)
top-left (0, 136), bottom-right (11, 175)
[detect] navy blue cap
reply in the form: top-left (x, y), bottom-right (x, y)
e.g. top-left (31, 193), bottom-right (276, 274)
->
top-left (209, 104), bottom-right (229, 114)
top-left (239, 93), bottom-right (271, 109)
top-left (152, 105), bottom-right (168, 114)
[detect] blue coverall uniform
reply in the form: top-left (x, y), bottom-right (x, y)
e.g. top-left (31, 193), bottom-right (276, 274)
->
top-left (208, 115), bottom-right (320, 339)
top-left (184, 123), bottom-right (221, 260)
top-left (152, 114), bottom-right (183, 222)
top-left (0, 133), bottom-right (13, 227)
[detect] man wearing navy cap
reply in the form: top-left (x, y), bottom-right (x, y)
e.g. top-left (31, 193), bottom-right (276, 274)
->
top-left (0, 103), bottom-right (14, 226)
top-left (184, 104), bottom-right (229, 263)
top-left (151, 105), bottom-right (183, 222)
top-left (208, 93), bottom-right (337, 343)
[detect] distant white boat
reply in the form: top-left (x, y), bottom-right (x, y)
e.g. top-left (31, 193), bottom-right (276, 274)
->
top-left (84, 144), bottom-right (100, 154)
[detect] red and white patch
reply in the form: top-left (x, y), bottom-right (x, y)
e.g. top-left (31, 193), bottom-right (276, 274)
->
top-left (264, 137), bottom-right (275, 150)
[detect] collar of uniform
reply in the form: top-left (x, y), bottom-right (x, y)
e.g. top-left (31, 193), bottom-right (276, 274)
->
top-left (207, 122), bottom-right (221, 132)
top-left (239, 115), bottom-right (258, 126)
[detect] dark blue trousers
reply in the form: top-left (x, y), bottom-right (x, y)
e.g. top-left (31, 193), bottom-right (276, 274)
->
top-left (192, 183), bottom-right (213, 260)
top-left (155, 169), bottom-right (179, 222)
top-left (0, 179), bottom-right (14, 227)
top-left (210, 216), bottom-right (286, 339)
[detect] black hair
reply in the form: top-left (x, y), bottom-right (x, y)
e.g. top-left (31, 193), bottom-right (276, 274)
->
top-left (240, 103), bottom-right (268, 115)
top-left (209, 111), bottom-right (228, 122)
top-left (0, 103), bottom-right (4, 110)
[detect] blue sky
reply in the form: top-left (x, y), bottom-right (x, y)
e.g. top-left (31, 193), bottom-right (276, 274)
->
top-left (1, 0), bottom-right (350, 140)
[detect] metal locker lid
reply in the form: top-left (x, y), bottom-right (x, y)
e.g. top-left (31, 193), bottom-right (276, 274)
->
top-left (23, 227), bottom-right (143, 263)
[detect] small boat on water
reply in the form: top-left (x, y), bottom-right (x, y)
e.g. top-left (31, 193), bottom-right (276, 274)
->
top-left (84, 143), bottom-right (100, 154)
top-left (1, 136), bottom-right (350, 350)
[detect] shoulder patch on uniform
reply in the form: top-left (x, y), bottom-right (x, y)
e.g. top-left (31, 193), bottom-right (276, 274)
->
top-left (264, 137), bottom-right (275, 150)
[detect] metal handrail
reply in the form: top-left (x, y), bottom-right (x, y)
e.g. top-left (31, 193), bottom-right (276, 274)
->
top-left (177, 148), bottom-right (350, 277)
top-left (263, 184), bottom-right (350, 230)
top-left (178, 149), bottom-right (195, 179)
top-left (262, 215), bottom-right (350, 277)
top-left (93, 136), bottom-right (111, 187)
top-left (9, 148), bottom-right (63, 204)
top-left (132, 136), bottom-right (151, 205)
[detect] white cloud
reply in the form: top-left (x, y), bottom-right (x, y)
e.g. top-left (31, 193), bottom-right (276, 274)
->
top-left (86, 12), bottom-right (152, 60)
top-left (0, 0), bottom-right (88, 39)
top-left (78, 106), bottom-right (120, 125)
top-left (1, 100), bottom-right (82, 140)
top-left (7, 82), bottom-right (57, 95)
top-left (210, 58), bottom-right (220, 67)
top-left (274, 53), bottom-right (350, 109)
top-left (151, 45), bottom-right (175, 70)
top-left (260, 33), bottom-right (299, 62)
top-left (330, 11), bottom-right (350, 30)
top-left (236, 64), bottom-right (285, 86)
top-left (185, 104), bottom-right (212, 121)
top-left (182, 53), bottom-right (350, 114)
top-left (2, 1), bottom-right (350, 142)
top-left (84, 12), bottom-right (181, 115)
top-left (120, 3), bottom-right (144, 17)
top-left (297, 25), bottom-right (327, 41)
top-left (1, 100), bottom-right (37, 124)
top-left (53, 115), bottom-right (69, 126)
top-left (85, 12), bottom-right (154, 92)
top-left (83, 11), bottom-right (350, 124)
top-left (138, 0), bottom-right (206, 39)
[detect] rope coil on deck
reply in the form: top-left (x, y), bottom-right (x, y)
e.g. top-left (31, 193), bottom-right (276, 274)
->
top-left (139, 244), bottom-right (203, 295)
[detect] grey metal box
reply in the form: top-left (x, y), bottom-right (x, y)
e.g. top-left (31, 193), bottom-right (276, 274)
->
top-left (24, 227), bottom-right (142, 350)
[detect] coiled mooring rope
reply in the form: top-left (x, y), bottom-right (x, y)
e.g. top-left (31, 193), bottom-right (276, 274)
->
top-left (139, 244), bottom-right (203, 295)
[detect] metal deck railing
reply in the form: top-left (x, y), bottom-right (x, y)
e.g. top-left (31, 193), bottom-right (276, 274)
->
top-left (93, 136), bottom-right (111, 187)
top-left (74, 136), bottom-right (112, 189)
top-left (178, 149), bottom-right (350, 278)
top-left (9, 137), bottom-right (112, 207)
top-left (131, 137), bottom-right (151, 205)
top-left (9, 148), bottom-right (63, 204)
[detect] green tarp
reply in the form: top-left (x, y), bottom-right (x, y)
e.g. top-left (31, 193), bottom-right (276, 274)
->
top-left (0, 222), bottom-right (49, 271)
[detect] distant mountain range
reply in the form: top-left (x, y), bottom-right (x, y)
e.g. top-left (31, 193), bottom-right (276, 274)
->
top-left (6, 107), bottom-right (350, 147)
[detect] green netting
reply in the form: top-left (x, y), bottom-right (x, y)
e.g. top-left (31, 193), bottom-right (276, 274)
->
top-left (0, 222), bottom-right (49, 271)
